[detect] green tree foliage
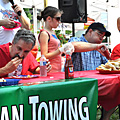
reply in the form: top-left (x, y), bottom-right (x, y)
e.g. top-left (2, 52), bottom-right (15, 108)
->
top-left (55, 30), bottom-right (68, 46)
top-left (23, 8), bottom-right (32, 20)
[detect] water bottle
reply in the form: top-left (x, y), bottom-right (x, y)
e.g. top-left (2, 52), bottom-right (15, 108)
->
top-left (40, 55), bottom-right (47, 77)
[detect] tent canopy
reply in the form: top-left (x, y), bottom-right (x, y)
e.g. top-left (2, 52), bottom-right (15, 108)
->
top-left (17, 0), bottom-right (44, 9)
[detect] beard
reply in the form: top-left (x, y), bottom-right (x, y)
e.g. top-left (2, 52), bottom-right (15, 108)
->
top-left (3, 0), bottom-right (9, 4)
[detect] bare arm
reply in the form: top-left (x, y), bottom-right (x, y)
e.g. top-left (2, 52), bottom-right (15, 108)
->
top-left (71, 42), bottom-right (98, 52)
top-left (38, 31), bottom-right (61, 60)
top-left (0, 5), bottom-right (30, 29)
top-left (71, 41), bottom-right (105, 51)
top-left (18, 14), bottom-right (30, 30)
top-left (71, 41), bottom-right (110, 57)
top-left (13, 4), bottom-right (30, 30)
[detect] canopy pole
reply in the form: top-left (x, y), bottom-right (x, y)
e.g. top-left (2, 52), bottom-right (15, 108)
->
top-left (72, 23), bottom-right (75, 37)
top-left (44, 0), bottom-right (48, 7)
top-left (33, 7), bottom-right (38, 40)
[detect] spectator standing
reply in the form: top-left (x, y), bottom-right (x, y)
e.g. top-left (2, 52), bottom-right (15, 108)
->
top-left (37, 6), bottom-right (63, 73)
top-left (0, 0), bottom-right (30, 45)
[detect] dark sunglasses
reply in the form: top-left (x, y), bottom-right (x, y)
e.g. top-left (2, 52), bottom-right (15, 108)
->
top-left (53, 17), bottom-right (61, 22)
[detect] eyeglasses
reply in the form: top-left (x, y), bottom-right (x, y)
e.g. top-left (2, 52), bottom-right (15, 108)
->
top-left (53, 17), bottom-right (61, 22)
top-left (95, 31), bottom-right (106, 39)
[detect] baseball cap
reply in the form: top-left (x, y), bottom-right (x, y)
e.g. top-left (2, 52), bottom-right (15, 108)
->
top-left (88, 22), bottom-right (111, 37)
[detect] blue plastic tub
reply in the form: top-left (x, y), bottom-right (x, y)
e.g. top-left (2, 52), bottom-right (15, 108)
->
top-left (0, 79), bottom-right (21, 86)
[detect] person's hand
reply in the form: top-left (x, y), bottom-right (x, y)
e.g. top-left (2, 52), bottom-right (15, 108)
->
top-left (12, 4), bottom-right (22, 15)
top-left (4, 57), bottom-right (21, 74)
top-left (2, 19), bottom-right (16, 28)
top-left (96, 44), bottom-right (111, 59)
top-left (46, 59), bottom-right (52, 73)
top-left (59, 42), bottom-right (74, 54)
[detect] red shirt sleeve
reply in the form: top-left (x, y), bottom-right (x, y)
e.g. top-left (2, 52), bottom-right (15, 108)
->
top-left (22, 52), bottom-right (39, 75)
top-left (111, 44), bottom-right (120, 60)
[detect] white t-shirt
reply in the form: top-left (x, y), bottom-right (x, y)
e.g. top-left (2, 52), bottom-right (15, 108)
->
top-left (0, 0), bottom-right (29, 45)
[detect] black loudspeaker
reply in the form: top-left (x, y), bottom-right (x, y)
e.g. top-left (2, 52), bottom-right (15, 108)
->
top-left (58, 0), bottom-right (87, 23)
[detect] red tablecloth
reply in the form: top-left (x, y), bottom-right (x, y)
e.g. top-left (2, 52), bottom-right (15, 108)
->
top-left (19, 70), bottom-right (120, 111)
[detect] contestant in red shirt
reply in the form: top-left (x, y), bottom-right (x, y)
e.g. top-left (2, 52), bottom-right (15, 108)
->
top-left (0, 29), bottom-right (51, 77)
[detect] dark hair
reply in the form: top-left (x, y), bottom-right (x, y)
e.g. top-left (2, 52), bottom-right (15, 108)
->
top-left (37, 6), bottom-right (62, 21)
top-left (13, 29), bottom-right (36, 49)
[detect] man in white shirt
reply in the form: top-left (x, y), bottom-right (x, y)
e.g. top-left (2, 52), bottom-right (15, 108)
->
top-left (0, 0), bottom-right (30, 44)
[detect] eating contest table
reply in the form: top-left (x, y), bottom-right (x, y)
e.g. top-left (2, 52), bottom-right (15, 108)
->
top-left (0, 70), bottom-right (120, 120)
top-left (0, 71), bottom-right (98, 120)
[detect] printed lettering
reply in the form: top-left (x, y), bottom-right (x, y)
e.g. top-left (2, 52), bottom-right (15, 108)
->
top-left (12, 105), bottom-right (23, 120)
top-left (69, 98), bottom-right (78, 120)
top-left (38, 102), bottom-right (48, 120)
top-left (79, 97), bottom-right (89, 120)
top-left (49, 100), bottom-right (63, 120)
top-left (29, 96), bottom-right (39, 120)
top-left (28, 96), bottom-right (90, 120)
top-left (64, 99), bottom-right (67, 120)
top-left (1, 107), bottom-right (9, 120)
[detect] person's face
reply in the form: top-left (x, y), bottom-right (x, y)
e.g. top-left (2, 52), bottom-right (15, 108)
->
top-left (89, 29), bottom-right (106, 44)
top-left (10, 39), bottom-right (33, 59)
top-left (50, 12), bottom-right (62, 28)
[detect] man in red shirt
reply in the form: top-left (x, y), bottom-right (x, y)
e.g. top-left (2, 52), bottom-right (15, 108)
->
top-left (0, 29), bottom-right (51, 77)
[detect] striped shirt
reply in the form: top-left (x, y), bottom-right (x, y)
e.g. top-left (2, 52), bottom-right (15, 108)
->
top-left (68, 34), bottom-right (108, 71)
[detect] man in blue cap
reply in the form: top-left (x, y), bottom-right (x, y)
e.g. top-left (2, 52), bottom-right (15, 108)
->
top-left (68, 22), bottom-right (111, 71)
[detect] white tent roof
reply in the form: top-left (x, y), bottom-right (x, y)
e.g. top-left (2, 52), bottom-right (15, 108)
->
top-left (16, 0), bottom-right (44, 9)
top-left (87, 0), bottom-right (119, 20)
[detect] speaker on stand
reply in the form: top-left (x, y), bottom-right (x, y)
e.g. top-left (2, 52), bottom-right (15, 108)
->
top-left (58, 0), bottom-right (87, 36)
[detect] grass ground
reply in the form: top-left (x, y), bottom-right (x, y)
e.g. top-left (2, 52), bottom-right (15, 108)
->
top-left (96, 106), bottom-right (119, 120)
